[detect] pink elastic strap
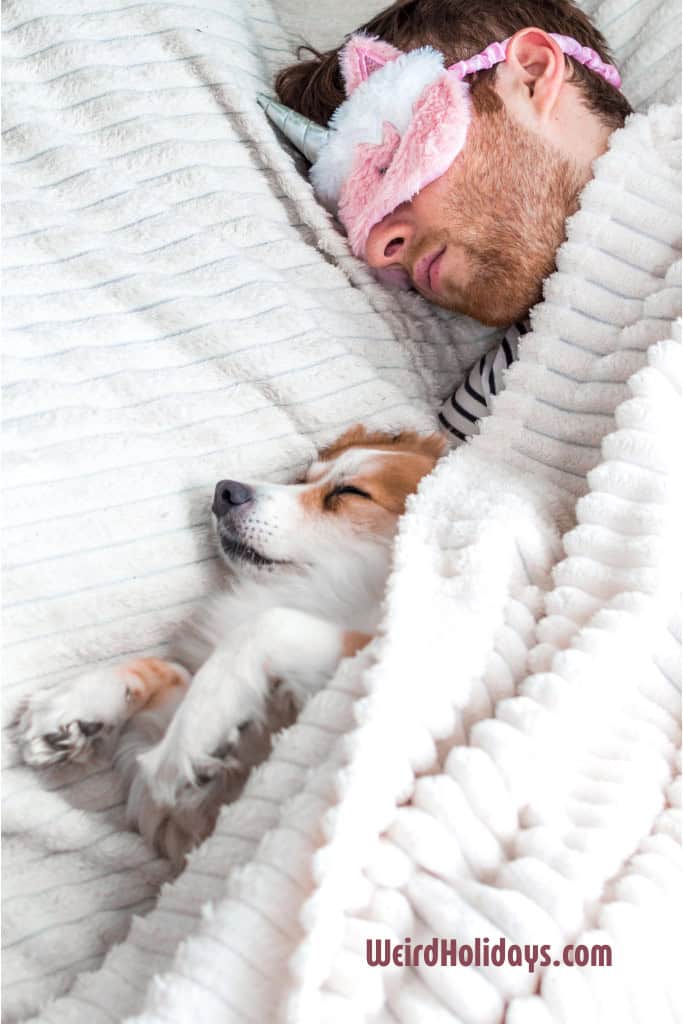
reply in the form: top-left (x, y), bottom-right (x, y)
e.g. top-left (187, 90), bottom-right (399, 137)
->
top-left (448, 32), bottom-right (621, 90)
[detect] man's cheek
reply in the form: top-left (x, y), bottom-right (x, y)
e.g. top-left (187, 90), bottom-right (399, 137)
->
top-left (446, 244), bottom-right (473, 287)
top-left (444, 257), bottom-right (507, 324)
top-left (436, 247), bottom-right (474, 310)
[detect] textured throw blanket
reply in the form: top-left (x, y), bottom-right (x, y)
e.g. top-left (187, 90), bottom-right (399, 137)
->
top-left (2, 0), bottom-right (681, 1021)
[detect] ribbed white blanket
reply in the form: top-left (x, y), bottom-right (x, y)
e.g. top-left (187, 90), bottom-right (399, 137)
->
top-left (2, 0), bottom-right (681, 1021)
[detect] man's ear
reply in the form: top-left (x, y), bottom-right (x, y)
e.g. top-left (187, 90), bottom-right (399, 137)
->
top-left (502, 28), bottom-right (567, 121)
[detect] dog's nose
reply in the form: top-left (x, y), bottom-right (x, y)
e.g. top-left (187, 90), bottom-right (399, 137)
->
top-left (213, 480), bottom-right (254, 516)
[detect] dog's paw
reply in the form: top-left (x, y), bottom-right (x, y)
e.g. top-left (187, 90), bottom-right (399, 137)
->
top-left (128, 758), bottom-right (249, 867)
top-left (136, 730), bottom-right (239, 808)
top-left (17, 669), bottom-right (122, 767)
top-left (18, 716), bottom-right (105, 766)
top-left (17, 659), bottom-right (190, 767)
top-left (137, 712), bottom-right (271, 809)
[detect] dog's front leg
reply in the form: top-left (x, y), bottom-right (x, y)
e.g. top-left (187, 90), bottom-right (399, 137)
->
top-left (138, 608), bottom-right (370, 807)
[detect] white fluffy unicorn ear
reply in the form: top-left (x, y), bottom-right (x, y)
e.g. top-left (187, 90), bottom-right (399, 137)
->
top-left (339, 33), bottom-right (405, 97)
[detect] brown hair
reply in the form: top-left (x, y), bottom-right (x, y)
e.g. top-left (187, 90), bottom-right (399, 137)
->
top-left (275, 0), bottom-right (631, 129)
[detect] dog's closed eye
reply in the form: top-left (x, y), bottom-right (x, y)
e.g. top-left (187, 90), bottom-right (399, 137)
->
top-left (324, 485), bottom-right (372, 508)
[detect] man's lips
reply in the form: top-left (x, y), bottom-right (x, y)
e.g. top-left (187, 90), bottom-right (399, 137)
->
top-left (413, 246), bottom-right (446, 295)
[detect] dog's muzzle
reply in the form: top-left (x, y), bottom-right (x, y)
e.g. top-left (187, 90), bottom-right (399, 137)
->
top-left (212, 479), bottom-right (277, 567)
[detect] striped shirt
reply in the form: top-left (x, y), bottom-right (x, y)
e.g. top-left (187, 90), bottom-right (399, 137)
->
top-left (439, 320), bottom-right (530, 443)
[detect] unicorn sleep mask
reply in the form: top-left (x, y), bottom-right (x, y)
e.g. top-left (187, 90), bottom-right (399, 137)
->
top-left (258, 32), bottom-right (621, 259)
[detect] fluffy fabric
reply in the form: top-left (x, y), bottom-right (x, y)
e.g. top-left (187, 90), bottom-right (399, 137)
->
top-left (312, 35), bottom-right (473, 256)
top-left (338, 33), bottom-right (405, 98)
top-left (310, 45), bottom-right (448, 210)
top-left (339, 71), bottom-right (471, 257)
top-left (448, 33), bottom-right (622, 89)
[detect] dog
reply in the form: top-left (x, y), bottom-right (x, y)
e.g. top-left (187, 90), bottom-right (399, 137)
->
top-left (18, 426), bottom-right (446, 864)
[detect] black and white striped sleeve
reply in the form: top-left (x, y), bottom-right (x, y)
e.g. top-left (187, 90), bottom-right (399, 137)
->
top-left (439, 320), bottom-right (528, 443)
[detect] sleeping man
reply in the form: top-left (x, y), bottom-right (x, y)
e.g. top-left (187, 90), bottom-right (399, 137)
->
top-left (259, 0), bottom-right (633, 441)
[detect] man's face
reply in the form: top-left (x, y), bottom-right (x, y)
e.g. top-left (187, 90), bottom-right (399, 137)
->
top-left (364, 99), bottom-right (584, 326)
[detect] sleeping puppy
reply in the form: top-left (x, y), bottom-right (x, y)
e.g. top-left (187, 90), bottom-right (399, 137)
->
top-left (18, 426), bottom-right (445, 864)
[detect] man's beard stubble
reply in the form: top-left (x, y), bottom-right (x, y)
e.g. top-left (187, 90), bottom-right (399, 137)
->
top-left (445, 103), bottom-right (586, 327)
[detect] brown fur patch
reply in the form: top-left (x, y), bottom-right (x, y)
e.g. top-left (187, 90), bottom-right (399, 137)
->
top-left (342, 631), bottom-right (372, 657)
top-left (298, 426), bottom-right (445, 530)
top-left (300, 448), bottom-right (443, 535)
top-left (122, 657), bottom-right (188, 710)
top-left (352, 452), bottom-right (438, 515)
top-left (299, 480), bottom-right (330, 514)
top-left (318, 425), bottom-right (446, 463)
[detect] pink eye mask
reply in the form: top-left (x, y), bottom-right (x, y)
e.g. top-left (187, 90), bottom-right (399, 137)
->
top-left (259, 32), bottom-right (621, 260)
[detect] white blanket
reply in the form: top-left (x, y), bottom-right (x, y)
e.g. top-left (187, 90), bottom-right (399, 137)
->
top-left (2, 0), bottom-right (680, 1021)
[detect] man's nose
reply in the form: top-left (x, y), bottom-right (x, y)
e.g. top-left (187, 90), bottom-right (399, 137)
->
top-left (213, 480), bottom-right (254, 516)
top-left (364, 214), bottom-right (414, 269)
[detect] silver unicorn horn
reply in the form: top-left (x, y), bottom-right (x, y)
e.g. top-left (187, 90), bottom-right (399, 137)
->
top-left (256, 93), bottom-right (330, 164)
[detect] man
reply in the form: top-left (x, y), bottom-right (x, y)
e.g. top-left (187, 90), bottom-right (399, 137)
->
top-left (265, 0), bottom-right (633, 440)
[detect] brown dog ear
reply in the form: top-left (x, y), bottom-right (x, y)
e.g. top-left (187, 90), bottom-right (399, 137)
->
top-left (390, 431), bottom-right (448, 460)
top-left (319, 425), bottom-right (447, 463)
top-left (318, 424), bottom-right (371, 460)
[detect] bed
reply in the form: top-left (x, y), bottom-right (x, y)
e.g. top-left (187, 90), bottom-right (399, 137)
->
top-left (2, 0), bottom-right (680, 1021)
